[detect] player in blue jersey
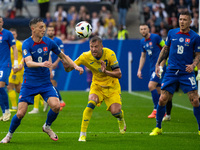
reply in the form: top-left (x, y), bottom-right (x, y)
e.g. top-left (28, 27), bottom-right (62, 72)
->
top-left (0, 16), bottom-right (18, 122)
top-left (150, 12), bottom-right (200, 136)
top-left (0, 18), bottom-right (83, 143)
top-left (137, 24), bottom-right (166, 118)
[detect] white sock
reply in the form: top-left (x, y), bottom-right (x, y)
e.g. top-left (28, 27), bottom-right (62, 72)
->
top-left (43, 123), bottom-right (50, 130)
top-left (80, 132), bottom-right (86, 137)
top-left (5, 109), bottom-right (10, 113)
top-left (7, 132), bottom-right (13, 138)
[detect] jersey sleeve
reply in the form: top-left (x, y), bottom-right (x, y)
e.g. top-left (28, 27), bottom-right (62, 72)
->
top-left (8, 31), bottom-right (16, 46)
top-left (140, 40), bottom-right (146, 52)
top-left (194, 35), bottom-right (200, 53)
top-left (57, 38), bottom-right (64, 50)
top-left (74, 53), bottom-right (84, 66)
top-left (156, 34), bottom-right (165, 47)
top-left (165, 30), bottom-right (171, 46)
top-left (109, 51), bottom-right (119, 70)
top-left (50, 40), bottom-right (61, 55)
top-left (22, 40), bottom-right (31, 58)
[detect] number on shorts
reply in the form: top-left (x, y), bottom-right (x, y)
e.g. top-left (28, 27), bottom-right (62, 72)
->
top-left (188, 77), bottom-right (196, 86)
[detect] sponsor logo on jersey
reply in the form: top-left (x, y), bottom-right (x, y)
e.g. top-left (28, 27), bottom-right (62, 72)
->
top-left (37, 48), bottom-right (43, 53)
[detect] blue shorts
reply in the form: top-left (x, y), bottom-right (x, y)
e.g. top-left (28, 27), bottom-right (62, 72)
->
top-left (150, 71), bottom-right (162, 86)
top-left (18, 83), bottom-right (58, 105)
top-left (161, 69), bottom-right (197, 94)
top-left (0, 66), bottom-right (11, 85)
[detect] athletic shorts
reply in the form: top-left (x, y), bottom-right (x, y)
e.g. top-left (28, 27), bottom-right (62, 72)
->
top-left (0, 66), bottom-right (11, 85)
top-left (18, 83), bottom-right (58, 105)
top-left (161, 69), bottom-right (197, 94)
top-left (89, 82), bottom-right (122, 111)
top-left (9, 68), bottom-right (24, 84)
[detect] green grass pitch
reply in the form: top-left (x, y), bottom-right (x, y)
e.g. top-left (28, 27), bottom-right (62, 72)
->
top-left (0, 91), bottom-right (200, 150)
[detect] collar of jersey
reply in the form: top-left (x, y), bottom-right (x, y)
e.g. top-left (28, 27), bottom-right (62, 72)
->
top-left (32, 40), bottom-right (47, 47)
top-left (176, 31), bottom-right (190, 36)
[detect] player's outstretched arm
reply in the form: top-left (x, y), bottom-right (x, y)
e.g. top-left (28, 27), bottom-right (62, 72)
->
top-left (12, 44), bottom-right (19, 73)
top-left (59, 52), bottom-right (84, 75)
top-left (100, 60), bottom-right (122, 79)
top-left (25, 56), bottom-right (52, 68)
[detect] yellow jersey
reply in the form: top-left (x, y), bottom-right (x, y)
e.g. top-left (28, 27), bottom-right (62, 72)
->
top-left (75, 47), bottom-right (120, 87)
top-left (10, 40), bottom-right (23, 66)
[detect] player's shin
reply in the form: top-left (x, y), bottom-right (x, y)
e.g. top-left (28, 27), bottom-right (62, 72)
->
top-left (45, 109), bottom-right (59, 127)
top-left (8, 90), bottom-right (17, 109)
top-left (156, 105), bottom-right (166, 128)
top-left (81, 100), bottom-right (96, 133)
top-left (9, 114), bottom-right (22, 134)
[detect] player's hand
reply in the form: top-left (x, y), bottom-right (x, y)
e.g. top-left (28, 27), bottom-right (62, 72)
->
top-left (43, 61), bottom-right (52, 68)
top-left (196, 74), bottom-right (200, 81)
top-left (100, 60), bottom-right (106, 73)
top-left (74, 66), bottom-right (84, 75)
top-left (185, 64), bottom-right (194, 73)
top-left (13, 68), bottom-right (19, 73)
top-left (137, 71), bottom-right (142, 79)
top-left (158, 66), bottom-right (163, 79)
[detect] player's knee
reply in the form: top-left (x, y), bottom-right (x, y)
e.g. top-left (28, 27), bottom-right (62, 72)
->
top-left (148, 84), bottom-right (156, 91)
top-left (159, 95), bottom-right (168, 106)
top-left (190, 98), bottom-right (199, 107)
top-left (16, 111), bottom-right (25, 119)
top-left (51, 103), bottom-right (60, 113)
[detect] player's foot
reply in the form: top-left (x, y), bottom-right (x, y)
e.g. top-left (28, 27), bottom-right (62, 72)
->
top-left (78, 135), bottom-right (86, 142)
top-left (9, 109), bottom-right (17, 112)
top-left (148, 110), bottom-right (157, 118)
top-left (3, 112), bottom-right (11, 121)
top-left (149, 127), bottom-right (162, 136)
top-left (60, 101), bottom-right (66, 111)
top-left (28, 109), bottom-right (39, 114)
top-left (42, 125), bottom-right (58, 141)
top-left (118, 118), bottom-right (126, 134)
top-left (0, 135), bottom-right (11, 143)
top-left (43, 101), bottom-right (49, 112)
top-left (163, 115), bottom-right (171, 121)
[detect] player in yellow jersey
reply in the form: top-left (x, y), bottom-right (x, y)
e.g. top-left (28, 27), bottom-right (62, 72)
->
top-left (64, 36), bottom-right (126, 142)
top-left (7, 28), bottom-right (23, 112)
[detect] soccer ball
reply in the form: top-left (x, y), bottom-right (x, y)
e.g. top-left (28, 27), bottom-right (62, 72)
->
top-left (75, 21), bottom-right (92, 38)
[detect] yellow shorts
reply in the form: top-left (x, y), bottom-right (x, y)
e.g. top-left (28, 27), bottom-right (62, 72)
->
top-left (89, 82), bottom-right (122, 111)
top-left (9, 69), bottom-right (24, 85)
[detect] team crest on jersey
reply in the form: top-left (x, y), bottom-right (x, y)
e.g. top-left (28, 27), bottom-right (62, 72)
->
top-left (185, 38), bottom-right (190, 44)
top-left (179, 38), bottom-right (184, 42)
top-left (37, 48), bottom-right (43, 53)
top-left (43, 47), bottom-right (48, 55)
top-left (23, 49), bottom-right (27, 55)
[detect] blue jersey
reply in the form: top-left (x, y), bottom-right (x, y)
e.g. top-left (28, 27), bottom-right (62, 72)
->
top-left (140, 33), bottom-right (163, 72)
top-left (0, 29), bottom-right (16, 67)
top-left (166, 28), bottom-right (200, 71)
top-left (50, 37), bottom-right (64, 63)
top-left (22, 36), bottom-right (61, 86)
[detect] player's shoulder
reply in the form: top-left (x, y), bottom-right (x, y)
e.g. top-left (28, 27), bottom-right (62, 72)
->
top-left (23, 37), bottom-right (33, 45)
top-left (53, 37), bottom-right (62, 42)
top-left (82, 50), bottom-right (91, 57)
top-left (168, 28), bottom-right (179, 34)
top-left (189, 29), bottom-right (199, 37)
top-left (103, 47), bottom-right (115, 53)
top-left (16, 40), bottom-right (22, 45)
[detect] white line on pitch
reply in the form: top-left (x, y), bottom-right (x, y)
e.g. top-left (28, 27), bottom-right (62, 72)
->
top-left (0, 131), bottom-right (197, 134)
top-left (129, 92), bottom-right (193, 111)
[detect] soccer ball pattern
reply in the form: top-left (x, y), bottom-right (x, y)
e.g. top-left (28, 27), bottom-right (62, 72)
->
top-left (75, 21), bottom-right (92, 38)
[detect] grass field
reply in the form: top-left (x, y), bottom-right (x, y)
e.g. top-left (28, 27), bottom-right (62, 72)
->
top-left (1, 91), bottom-right (200, 150)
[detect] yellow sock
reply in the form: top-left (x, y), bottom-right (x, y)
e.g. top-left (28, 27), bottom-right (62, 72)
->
top-left (81, 100), bottom-right (96, 132)
top-left (34, 94), bottom-right (40, 109)
top-left (8, 90), bottom-right (17, 108)
top-left (39, 95), bottom-right (44, 106)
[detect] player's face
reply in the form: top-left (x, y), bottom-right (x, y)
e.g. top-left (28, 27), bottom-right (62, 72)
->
top-left (90, 41), bottom-right (103, 58)
top-left (139, 25), bottom-right (149, 38)
top-left (0, 18), bottom-right (3, 31)
top-left (179, 15), bottom-right (191, 31)
top-left (33, 22), bottom-right (46, 38)
top-left (11, 31), bottom-right (17, 40)
top-left (47, 27), bottom-right (55, 38)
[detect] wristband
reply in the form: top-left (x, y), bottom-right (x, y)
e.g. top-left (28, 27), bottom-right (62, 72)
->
top-left (13, 60), bottom-right (18, 69)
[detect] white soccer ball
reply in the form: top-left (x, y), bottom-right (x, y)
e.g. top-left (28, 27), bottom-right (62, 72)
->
top-left (75, 21), bottom-right (92, 38)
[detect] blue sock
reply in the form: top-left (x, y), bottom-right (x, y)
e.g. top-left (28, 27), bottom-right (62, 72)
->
top-left (9, 114), bottom-right (22, 133)
top-left (0, 87), bottom-right (8, 113)
top-left (193, 105), bottom-right (200, 131)
top-left (156, 104), bottom-right (166, 129)
top-left (46, 109), bottom-right (59, 126)
top-left (151, 89), bottom-right (160, 109)
top-left (54, 87), bottom-right (62, 101)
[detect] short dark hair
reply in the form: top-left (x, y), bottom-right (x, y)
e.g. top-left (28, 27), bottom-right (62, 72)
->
top-left (9, 28), bottom-right (17, 32)
top-left (179, 11), bottom-right (192, 20)
top-left (29, 18), bottom-right (43, 27)
top-left (139, 23), bottom-right (148, 26)
top-left (90, 36), bottom-right (102, 44)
